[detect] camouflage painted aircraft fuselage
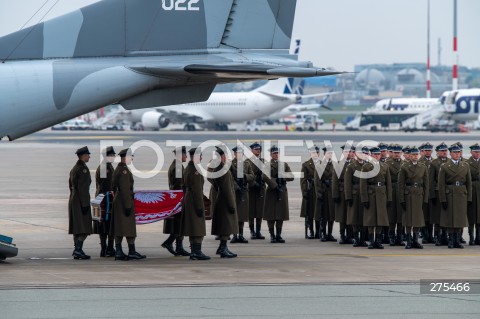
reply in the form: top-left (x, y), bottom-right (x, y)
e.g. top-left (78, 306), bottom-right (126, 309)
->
top-left (0, 0), bottom-right (341, 140)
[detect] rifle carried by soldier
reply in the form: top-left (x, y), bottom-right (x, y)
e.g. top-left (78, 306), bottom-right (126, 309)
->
top-left (235, 176), bottom-right (248, 202)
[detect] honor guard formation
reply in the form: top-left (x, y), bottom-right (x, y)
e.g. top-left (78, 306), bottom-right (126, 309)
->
top-left (68, 141), bottom-right (480, 261)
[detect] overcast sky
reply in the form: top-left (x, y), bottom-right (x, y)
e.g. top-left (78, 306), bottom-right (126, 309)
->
top-left (0, 0), bottom-right (478, 71)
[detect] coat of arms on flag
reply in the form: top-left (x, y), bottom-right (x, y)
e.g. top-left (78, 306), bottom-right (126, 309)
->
top-left (134, 190), bottom-right (183, 224)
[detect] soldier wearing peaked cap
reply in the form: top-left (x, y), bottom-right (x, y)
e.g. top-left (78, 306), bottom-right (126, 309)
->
top-left (230, 146), bottom-right (255, 244)
top-left (398, 147), bottom-right (429, 249)
top-left (403, 146), bottom-right (411, 161)
top-left (314, 146), bottom-right (337, 242)
top-left (378, 143), bottom-right (389, 163)
top-left (385, 144), bottom-right (405, 246)
top-left (419, 142), bottom-right (435, 244)
top-left (111, 148), bottom-right (146, 261)
top-left (263, 146), bottom-right (294, 243)
top-left (360, 147), bottom-right (392, 249)
top-left (245, 142), bottom-right (267, 240)
top-left (332, 145), bottom-right (356, 244)
top-left (438, 144), bottom-right (472, 249)
top-left (430, 142), bottom-right (449, 246)
top-left (345, 146), bottom-right (369, 247)
top-left (93, 146), bottom-right (116, 258)
top-left (69, 146), bottom-right (93, 260)
top-left (208, 146), bottom-right (239, 258)
top-left (180, 148), bottom-right (210, 260)
top-left (466, 143), bottom-right (480, 245)
top-left (161, 147), bottom-right (190, 257)
top-left (300, 145), bottom-right (320, 239)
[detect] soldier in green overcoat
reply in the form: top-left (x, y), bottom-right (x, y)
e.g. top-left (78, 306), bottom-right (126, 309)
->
top-left (180, 148), bottom-right (210, 260)
top-left (314, 146), bottom-right (336, 242)
top-left (208, 146), bottom-right (238, 258)
top-left (398, 147), bottom-right (429, 249)
top-left (466, 143), bottom-right (480, 245)
top-left (263, 146), bottom-right (294, 243)
top-left (332, 145), bottom-right (356, 244)
top-left (94, 146), bottom-right (116, 257)
top-left (385, 144), bottom-right (405, 246)
top-left (230, 146), bottom-right (254, 244)
top-left (418, 142), bottom-right (435, 244)
top-left (111, 149), bottom-right (145, 261)
top-left (161, 147), bottom-right (190, 257)
top-left (429, 142), bottom-right (449, 245)
top-left (360, 147), bottom-right (392, 249)
top-left (438, 144), bottom-right (472, 249)
top-left (300, 146), bottom-right (320, 239)
top-left (69, 146), bottom-right (93, 260)
top-left (246, 142), bottom-right (266, 240)
top-left (344, 147), bottom-right (369, 247)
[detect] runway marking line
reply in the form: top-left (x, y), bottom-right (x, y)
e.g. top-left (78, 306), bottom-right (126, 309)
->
top-left (238, 253), bottom-right (480, 259)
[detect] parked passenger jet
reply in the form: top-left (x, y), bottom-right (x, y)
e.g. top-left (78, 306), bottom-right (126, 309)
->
top-left (118, 78), bottom-right (330, 131)
top-left (0, 0), bottom-right (343, 141)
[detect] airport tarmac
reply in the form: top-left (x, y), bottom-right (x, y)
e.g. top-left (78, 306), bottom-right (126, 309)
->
top-left (1, 130), bottom-right (480, 317)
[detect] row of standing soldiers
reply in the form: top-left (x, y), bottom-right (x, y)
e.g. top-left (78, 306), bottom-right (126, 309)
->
top-left (162, 143), bottom-right (294, 260)
top-left (301, 141), bottom-right (480, 249)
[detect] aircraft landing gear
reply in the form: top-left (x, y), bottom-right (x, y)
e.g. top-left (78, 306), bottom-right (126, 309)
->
top-left (183, 124), bottom-right (196, 131)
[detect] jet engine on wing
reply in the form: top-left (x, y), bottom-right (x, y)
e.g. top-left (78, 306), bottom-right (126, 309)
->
top-left (141, 111), bottom-right (170, 130)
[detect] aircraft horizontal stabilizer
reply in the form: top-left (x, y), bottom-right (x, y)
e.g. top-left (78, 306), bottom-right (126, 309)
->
top-left (185, 65), bottom-right (346, 78)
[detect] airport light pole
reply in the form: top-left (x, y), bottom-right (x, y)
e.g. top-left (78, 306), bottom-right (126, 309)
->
top-left (452, 0), bottom-right (458, 90)
top-left (426, 0), bottom-right (431, 98)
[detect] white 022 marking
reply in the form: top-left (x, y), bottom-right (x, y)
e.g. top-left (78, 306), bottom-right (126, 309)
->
top-left (162, 0), bottom-right (200, 11)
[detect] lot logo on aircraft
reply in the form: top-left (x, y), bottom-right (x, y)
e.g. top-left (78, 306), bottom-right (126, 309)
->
top-left (162, 0), bottom-right (200, 11)
top-left (455, 96), bottom-right (480, 114)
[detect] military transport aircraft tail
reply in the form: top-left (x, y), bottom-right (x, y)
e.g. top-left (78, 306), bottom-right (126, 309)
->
top-left (0, 0), bottom-right (297, 60)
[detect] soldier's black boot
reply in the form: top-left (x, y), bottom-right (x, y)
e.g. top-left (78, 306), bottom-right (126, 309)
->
top-left (395, 232), bottom-right (405, 247)
top-left (339, 234), bottom-right (348, 244)
top-left (218, 240), bottom-right (236, 258)
top-left (352, 230), bottom-right (361, 247)
top-left (441, 229), bottom-right (449, 246)
top-left (459, 229), bottom-right (466, 244)
top-left (269, 228), bottom-right (276, 243)
top-left (128, 244), bottom-right (146, 260)
top-left (230, 234), bottom-right (239, 243)
top-left (105, 238), bottom-right (116, 257)
top-left (360, 230), bottom-right (369, 247)
top-left (314, 221), bottom-right (321, 239)
top-left (190, 243), bottom-right (210, 260)
top-left (326, 222), bottom-right (337, 242)
top-left (475, 226), bottom-right (480, 245)
top-left (434, 227), bottom-right (441, 246)
top-left (454, 232), bottom-right (464, 249)
top-left (175, 239), bottom-right (191, 256)
top-left (367, 234), bottom-right (375, 249)
top-left (249, 223), bottom-right (257, 240)
top-left (73, 240), bottom-right (91, 260)
top-left (100, 235), bottom-right (107, 257)
top-left (375, 234), bottom-right (384, 249)
top-left (412, 232), bottom-right (423, 249)
top-left (346, 227), bottom-right (354, 244)
top-left (447, 233), bottom-right (454, 249)
top-left (389, 230), bottom-right (396, 246)
top-left (255, 224), bottom-right (265, 240)
top-left (468, 226), bottom-right (475, 246)
top-left (382, 227), bottom-right (389, 244)
top-left (161, 234), bottom-right (178, 256)
top-left (422, 227), bottom-right (429, 244)
top-left (238, 226), bottom-right (249, 243)
top-left (115, 244), bottom-right (128, 261)
top-left (405, 233), bottom-right (412, 249)
top-left (320, 220), bottom-right (328, 242)
top-left (276, 226), bottom-right (285, 243)
top-left (308, 219), bottom-right (315, 239)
